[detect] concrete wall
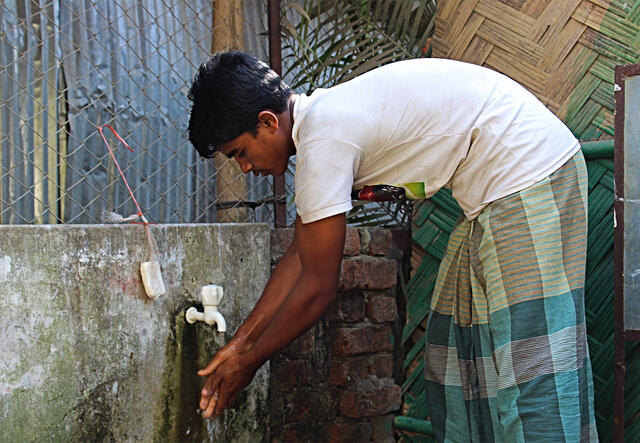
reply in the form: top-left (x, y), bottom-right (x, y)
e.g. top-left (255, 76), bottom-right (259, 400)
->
top-left (0, 224), bottom-right (270, 442)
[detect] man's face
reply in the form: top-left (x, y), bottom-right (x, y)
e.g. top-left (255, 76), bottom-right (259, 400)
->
top-left (218, 113), bottom-right (292, 177)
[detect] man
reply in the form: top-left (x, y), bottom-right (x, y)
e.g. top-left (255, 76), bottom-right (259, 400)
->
top-left (188, 51), bottom-right (598, 442)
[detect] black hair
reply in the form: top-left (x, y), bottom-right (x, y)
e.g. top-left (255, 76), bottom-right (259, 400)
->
top-left (187, 51), bottom-right (292, 158)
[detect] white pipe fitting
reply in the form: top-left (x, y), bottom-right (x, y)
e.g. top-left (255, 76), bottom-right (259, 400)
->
top-left (185, 285), bottom-right (227, 332)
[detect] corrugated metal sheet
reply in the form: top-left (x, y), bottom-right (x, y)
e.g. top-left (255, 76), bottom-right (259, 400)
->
top-left (1, 0), bottom-right (273, 224)
top-left (1, 1), bottom-right (64, 223)
top-left (57, 0), bottom-right (213, 223)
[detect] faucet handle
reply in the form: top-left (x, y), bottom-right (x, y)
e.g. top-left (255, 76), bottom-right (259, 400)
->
top-left (201, 284), bottom-right (223, 305)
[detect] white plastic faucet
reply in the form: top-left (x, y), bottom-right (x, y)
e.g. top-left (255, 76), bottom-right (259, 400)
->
top-left (185, 285), bottom-right (227, 332)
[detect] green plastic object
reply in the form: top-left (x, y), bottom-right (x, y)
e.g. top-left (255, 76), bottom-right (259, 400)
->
top-left (394, 416), bottom-right (434, 436)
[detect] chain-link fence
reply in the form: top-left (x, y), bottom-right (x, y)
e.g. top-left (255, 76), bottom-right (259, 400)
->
top-left (2, 0), bottom-right (420, 229)
top-left (1, 0), bottom-right (280, 225)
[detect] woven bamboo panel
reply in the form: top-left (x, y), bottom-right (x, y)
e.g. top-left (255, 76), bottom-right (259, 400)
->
top-left (432, 0), bottom-right (640, 141)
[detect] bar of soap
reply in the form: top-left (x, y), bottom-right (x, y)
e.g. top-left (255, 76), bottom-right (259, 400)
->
top-left (140, 261), bottom-right (166, 299)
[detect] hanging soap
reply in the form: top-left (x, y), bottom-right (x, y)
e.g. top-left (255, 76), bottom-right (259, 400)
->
top-left (140, 261), bottom-right (166, 299)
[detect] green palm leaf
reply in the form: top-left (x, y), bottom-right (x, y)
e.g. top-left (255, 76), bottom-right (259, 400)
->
top-left (283, 0), bottom-right (437, 90)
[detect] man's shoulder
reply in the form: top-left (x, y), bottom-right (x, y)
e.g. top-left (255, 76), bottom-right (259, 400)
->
top-left (292, 88), bottom-right (366, 145)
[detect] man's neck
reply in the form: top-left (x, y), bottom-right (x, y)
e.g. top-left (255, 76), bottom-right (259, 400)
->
top-left (288, 94), bottom-right (298, 127)
top-left (285, 94), bottom-right (299, 155)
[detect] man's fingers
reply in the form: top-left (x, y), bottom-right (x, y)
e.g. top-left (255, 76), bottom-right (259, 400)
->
top-left (200, 376), bottom-right (220, 410)
top-left (205, 382), bottom-right (220, 418)
top-left (212, 387), bottom-right (229, 419)
top-left (199, 391), bottom-right (210, 411)
top-left (202, 391), bottom-right (218, 418)
top-left (200, 373), bottom-right (215, 398)
top-left (199, 350), bottom-right (253, 420)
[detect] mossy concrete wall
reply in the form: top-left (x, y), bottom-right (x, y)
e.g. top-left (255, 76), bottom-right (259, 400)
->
top-left (0, 224), bottom-right (270, 442)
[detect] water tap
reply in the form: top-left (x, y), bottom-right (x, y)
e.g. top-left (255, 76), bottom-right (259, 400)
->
top-left (185, 285), bottom-right (227, 332)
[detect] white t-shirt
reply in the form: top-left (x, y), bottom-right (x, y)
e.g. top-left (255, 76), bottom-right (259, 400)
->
top-left (291, 58), bottom-right (580, 224)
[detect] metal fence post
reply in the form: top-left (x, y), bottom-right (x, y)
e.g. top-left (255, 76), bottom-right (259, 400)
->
top-left (267, 0), bottom-right (287, 228)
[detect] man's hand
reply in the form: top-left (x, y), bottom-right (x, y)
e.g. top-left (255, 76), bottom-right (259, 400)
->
top-left (197, 337), bottom-right (250, 418)
top-left (198, 351), bottom-right (258, 419)
top-left (198, 336), bottom-right (249, 378)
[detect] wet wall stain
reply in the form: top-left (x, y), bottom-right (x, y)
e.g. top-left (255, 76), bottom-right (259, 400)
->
top-left (155, 309), bottom-right (204, 442)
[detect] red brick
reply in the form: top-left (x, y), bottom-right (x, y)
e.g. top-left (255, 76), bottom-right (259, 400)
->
top-left (343, 227), bottom-right (361, 256)
top-left (271, 359), bottom-right (311, 390)
top-left (329, 420), bottom-right (372, 443)
top-left (339, 256), bottom-right (397, 291)
top-left (366, 295), bottom-right (398, 323)
top-left (284, 393), bottom-right (311, 424)
top-left (364, 228), bottom-right (393, 256)
top-left (327, 291), bottom-right (365, 323)
top-left (369, 414), bottom-right (395, 443)
top-left (330, 355), bottom-right (394, 386)
top-left (330, 326), bottom-right (393, 357)
top-left (338, 377), bottom-right (401, 418)
top-left (330, 357), bottom-right (370, 386)
top-left (370, 354), bottom-right (394, 379)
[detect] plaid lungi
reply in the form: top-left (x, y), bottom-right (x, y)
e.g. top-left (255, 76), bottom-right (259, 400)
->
top-left (425, 150), bottom-right (598, 442)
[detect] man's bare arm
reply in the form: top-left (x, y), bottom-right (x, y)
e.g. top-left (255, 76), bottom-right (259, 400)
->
top-left (197, 228), bottom-right (302, 379)
top-left (199, 213), bottom-right (346, 418)
top-left (242, 213), bottom-right (345, 367)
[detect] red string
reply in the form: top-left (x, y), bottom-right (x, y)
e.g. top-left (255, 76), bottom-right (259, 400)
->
top-left (98, 124), bottom-right (147, 224)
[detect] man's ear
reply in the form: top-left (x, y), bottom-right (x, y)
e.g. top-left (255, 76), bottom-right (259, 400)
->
top-left (257, 110), bottom-right (279, 132)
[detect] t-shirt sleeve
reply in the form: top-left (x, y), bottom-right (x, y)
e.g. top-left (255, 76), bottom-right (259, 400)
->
top-left (294, 139), bottom-right (362, 224)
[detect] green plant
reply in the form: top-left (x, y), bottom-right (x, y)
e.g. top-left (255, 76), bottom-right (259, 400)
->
top-left (282, 0), bottom-right (437, 91)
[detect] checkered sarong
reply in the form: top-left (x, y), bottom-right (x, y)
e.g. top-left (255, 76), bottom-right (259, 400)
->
top-left (424, 150), bottom-right (598, 442)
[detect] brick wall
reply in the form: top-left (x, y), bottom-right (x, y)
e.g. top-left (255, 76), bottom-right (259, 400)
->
top-left (269, 228), bottom-right (409, 442)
